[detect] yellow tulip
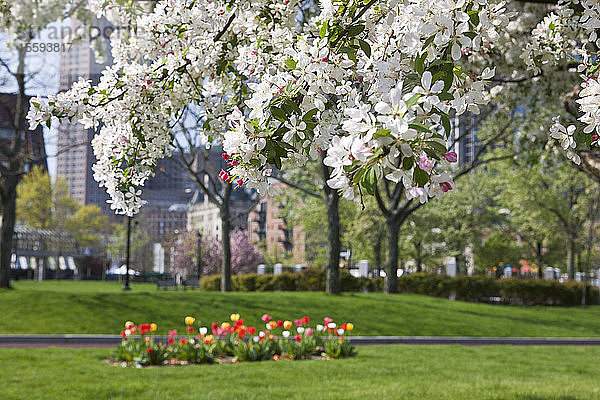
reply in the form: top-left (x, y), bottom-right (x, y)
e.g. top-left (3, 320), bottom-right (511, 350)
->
top-left (185, 316), bottom-right (195, 325)
top-left (346, 323), bottom-right (354, 331)
top-left (150, 323), bottom-right (158, 332)
top-left (125, 321), bottom-right (134, 329)
top-left (203, 335), bottom-right (214, 344)
top-left (283, 320), bottom-right (293, 330)
top-left (230, 313), bottom-right (240, 322)
top-left (221, 322), bottom-right (231, 329)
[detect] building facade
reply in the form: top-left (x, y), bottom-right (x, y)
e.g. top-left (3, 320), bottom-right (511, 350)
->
top-left (247, 183), bottom-right (305, 263)
top-left (0, 93), bottom-right (47, 173)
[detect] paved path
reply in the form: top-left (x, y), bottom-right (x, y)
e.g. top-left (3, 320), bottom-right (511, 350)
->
top-left (1, 335), bottom-right (600, 348)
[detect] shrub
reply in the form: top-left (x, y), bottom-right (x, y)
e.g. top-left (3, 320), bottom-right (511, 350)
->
top-left (296, 267), bottom-right (325, 291)
top-left (339, 269), bottom-right (360, 292)
top-left (201, 271), bottom-right (598, 307)
top-left (200, 274), bottom-right (220, 291)
top-left (272, 272), bottom-right (297, 291)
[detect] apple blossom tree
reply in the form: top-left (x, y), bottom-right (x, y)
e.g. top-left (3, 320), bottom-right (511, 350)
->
top-left (24, 0), bottom-right (600, 291)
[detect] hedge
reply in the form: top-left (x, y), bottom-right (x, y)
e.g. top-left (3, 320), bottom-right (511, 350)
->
top-left (199, 271), bottom-right (598, 306)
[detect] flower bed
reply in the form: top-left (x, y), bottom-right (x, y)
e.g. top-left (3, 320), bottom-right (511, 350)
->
top-left (113, 314), bottom-right (356, 367)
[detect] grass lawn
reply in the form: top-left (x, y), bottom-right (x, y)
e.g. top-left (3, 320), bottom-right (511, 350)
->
top-left (1, 280), bottom-right (600, 336)
top-left (1, 345), bottom-right (599, 399)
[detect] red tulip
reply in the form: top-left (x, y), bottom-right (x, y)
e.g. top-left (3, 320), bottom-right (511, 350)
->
top-left (180, 338), bottom-right (188, 345)
top-left (294, 319), bottom-right (302, 327)
top-left (301, 316), bottom-right (310, 324)
top-left (248, 327), bottom-right (256, 334)
top-left (187, 326), bottom-right (194, 333)
top-left (167, 337), bottom-right (175, 345)
top-left (277, 320), bottom-right (283, 328)
top-left (294, 335), bottom-right (302, 342)
top-left (120, 330), bottom-right (127, 338)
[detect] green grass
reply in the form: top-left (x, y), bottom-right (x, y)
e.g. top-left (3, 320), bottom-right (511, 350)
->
top-left (1, 280), bottom-right (600, 336)
top-left (1, 345), bottom-right (599, 399)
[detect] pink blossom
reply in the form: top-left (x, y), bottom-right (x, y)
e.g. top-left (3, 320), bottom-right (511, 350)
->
top-left (305, 328), bottom-right (313, 336)
top-left (440, 182), bottom-right (453, 192)
top-left (418, 155), bottom-right (434, 173)
top-left (444, 151), bottom-right (458, 162)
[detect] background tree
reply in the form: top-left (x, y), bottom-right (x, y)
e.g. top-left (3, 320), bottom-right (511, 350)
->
top-left (172, 229), bottom-right (262, 279)
top-left (495, 155), bottom-right (593, 279)
top-left (15, 165), bottom-right (51, 229)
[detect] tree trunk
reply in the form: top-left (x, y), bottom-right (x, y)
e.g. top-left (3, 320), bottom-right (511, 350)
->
top-left (321, 153), bottom-right (340, 295)
top-left (0, 46), bottom-right (26, 289)
top-left (567, 237), bottom-right (576, 280)
top-left (415, 241), bottom-right (423, 272)
top-left (536, 241), bottom-right (543, 279)
top-left (456, 251), bottom-right (466, 275)
top-left (384, 220), bottom-right (400, 294)
top-left (373, 229), bottom-right (383, 277)
top-left (0, 181), bottom-right (17, 288)
top-left (219, 183), bottom-right (232, 292)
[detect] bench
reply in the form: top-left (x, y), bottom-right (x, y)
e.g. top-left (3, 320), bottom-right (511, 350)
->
top-left (156, 280), bottom-right (178, 290)
top-left (182, 279), bottom-right (200, 290)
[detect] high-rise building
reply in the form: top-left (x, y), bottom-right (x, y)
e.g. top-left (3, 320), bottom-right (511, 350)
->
top-left (56, 18), bottom-right (114, 214)
top-left (452, 113), bottom-right (480, 166)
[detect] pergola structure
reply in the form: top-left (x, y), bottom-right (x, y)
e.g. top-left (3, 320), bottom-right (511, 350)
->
top-left (10, 224), bottom-right (81, 280)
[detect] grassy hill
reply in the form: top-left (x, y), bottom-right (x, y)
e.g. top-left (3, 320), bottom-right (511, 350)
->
top-left (1, 280), bottom-right (600, 336)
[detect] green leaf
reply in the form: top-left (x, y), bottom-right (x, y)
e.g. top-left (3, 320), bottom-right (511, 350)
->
top-left (426, 140), bottom-right (448, 154)
top-left (284, 58), bottom-right (297, 70)
top-left (374, 128), bottom-right (391, 138)
top-left (468, 10), bottom-right (479, 26)
top-left (270, 106), bottom-right (287, 122)
top-left (360, 167), bottom-right (377, 195)
top-left (319, 21), bottom-right (328, 39)
top-left (348, 24), bottom-right (365, 37)
top-left (402, 156), bottom-right (414, 170)
top-left (358, 39), bottom-right (371, 58)
top-left (438, 92), bottom-right (454, 101)
top-left (422, 36), bottom-right (435, 50)
top-left (302, 108), bottom-right (319, 122)
top-left (413, 167), bottom-right (430, 186)
top-left (353, 168), bottom-right (366, 185)
top-left (415, 54), bottom-right (425, 76)
top-left (405, 94), bottom-right (421, 109)
top-left (409, 123), bottom-right (431, 133)
top-left (441, 114), bottom-right (451, 136)
top-left (284, 99), bottom-right (301, 115)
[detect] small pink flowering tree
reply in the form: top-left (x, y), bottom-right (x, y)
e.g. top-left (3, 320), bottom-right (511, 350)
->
top-left (172, 229), bottom-right (263, 279)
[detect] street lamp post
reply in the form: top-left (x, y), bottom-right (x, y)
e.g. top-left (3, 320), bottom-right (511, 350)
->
top-left (123, 216), bottom-right (132, 291)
